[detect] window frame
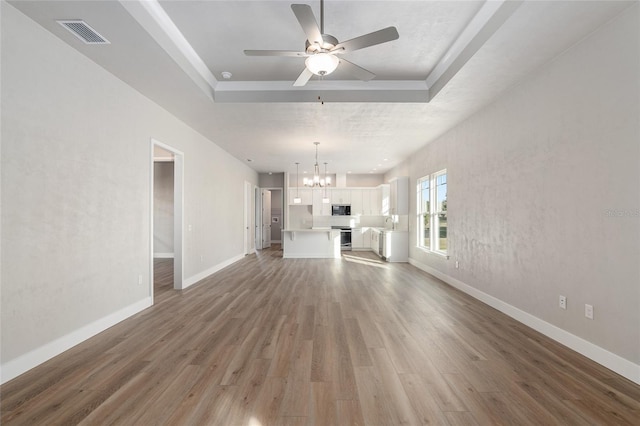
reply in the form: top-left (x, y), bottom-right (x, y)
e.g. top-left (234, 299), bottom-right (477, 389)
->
top-left (416, 169), bottom-right (447, 256)
top-left (416, 175), bottom-right (431, 251)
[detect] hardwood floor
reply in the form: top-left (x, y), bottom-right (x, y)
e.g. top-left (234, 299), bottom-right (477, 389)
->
top-left (2, 247), bottom-right (639, 425)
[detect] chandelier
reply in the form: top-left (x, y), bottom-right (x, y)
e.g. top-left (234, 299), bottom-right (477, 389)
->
top-left (303, 142), bottom-right (331, 187)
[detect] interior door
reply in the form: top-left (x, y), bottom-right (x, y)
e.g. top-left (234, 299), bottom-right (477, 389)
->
top-left (262, 189), bottom-right (272, 248)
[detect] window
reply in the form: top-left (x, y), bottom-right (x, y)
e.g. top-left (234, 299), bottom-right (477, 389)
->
top-left (417, 169), bottom-right (447, 254)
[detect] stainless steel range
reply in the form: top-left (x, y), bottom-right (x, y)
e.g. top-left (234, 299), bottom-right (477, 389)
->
top-left (331, 226), bottom-right (352, 251)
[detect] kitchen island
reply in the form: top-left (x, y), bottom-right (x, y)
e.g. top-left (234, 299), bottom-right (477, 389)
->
top-left (282, 228), bottom-right (341, 259)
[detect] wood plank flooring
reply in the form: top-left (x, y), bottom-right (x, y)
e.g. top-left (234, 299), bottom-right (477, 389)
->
top-left (2, 247), bottom-right (639, 425)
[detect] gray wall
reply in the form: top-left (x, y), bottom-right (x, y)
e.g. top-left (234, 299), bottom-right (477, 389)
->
top-left (390, 5), bottom-right (639, 368)
top-left (1, 2), bottom-right (258, 380)
top-left (259, 172), bottom-right (284, 188)
top-left (153, 162), bottom-right (174, 255)
top-left (270, 189), bottom-right (282, 242)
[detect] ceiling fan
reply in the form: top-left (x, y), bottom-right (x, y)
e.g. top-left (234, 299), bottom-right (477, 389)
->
top-left (244, 0), bottom-right (399, 86)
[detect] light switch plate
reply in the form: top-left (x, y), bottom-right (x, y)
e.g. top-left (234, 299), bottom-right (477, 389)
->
top-left (585, 304), bottom-right (594, 319)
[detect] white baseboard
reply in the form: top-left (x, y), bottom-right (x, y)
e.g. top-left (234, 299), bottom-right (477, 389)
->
top-left (183, 253), bottom-right (246, 289)
top-left (408, 257), bottom-right (640, 385)
top-left (1, 297), bottom-right (153, 384)
top-left (270, 240), bottom-right (282, 244)
top-left (153, 252), bottom-right (174, 258)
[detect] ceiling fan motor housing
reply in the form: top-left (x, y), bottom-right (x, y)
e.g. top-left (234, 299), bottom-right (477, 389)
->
top-left (305, 34), bottom-right (339, 54)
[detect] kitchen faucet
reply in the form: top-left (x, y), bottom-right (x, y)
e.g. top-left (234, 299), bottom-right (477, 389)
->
top-left (385, 216), bottom-right (396, 230)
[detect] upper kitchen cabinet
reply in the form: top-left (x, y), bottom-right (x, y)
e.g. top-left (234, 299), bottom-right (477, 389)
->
top-left (360, 188), bottom-right (383, 216)
top-left (288, 188), bottom-right (312, 205)
top-left (345, 188), bottom-right (386, 216)
top-left (331, 189), bottom-right (351, 205)
top-left (312, 189), bottom-right (331, 216)
top-left (380, 184), bottom-right (390, 216)
top-left (389, 177), bottom-right (409, 215)
top-left (350, 190), bottom-right (364, 215)
top-left (370, 189), bottom-right (381, 215)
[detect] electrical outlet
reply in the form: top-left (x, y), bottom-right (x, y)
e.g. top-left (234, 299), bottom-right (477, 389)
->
top-left (200, 255), bottom-right (204, 262)
top-left (138, 274), bottom-right (142, 285)
top-left (585, 304), bottom-right (594, 319)
top-left (455, 260), bottom-right (459, 269)
top-left (559, 295), bottom-right (566, 310)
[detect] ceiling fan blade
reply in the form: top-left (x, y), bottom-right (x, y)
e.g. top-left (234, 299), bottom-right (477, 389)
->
top-left (338, 58), bottom-right (376, 82)
top-left (244, 50), bottom-right (307, 57)
top-left (332, 26), bottom-right (399, 53)
top-left (291, 4), bottom-right (323, 46)
top-left (293, 68), bottom-right (314, 87)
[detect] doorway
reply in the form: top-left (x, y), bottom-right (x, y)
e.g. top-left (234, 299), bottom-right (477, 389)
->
top-left (244, 181), bottom-right (254, 255)
top-left (151, 139), bottom-right (184, 299)
top-left (262, 189), bottom-right (272, 249)
top-left (255, 187), bottom-right (283, 250)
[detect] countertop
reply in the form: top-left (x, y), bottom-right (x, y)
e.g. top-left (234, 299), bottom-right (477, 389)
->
top-left (282, 228), bottom-right (339, 232)
top-left (353, 227), bottom-right (408, 233)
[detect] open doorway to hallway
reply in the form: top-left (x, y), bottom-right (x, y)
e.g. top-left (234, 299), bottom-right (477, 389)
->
top-left (256, 187), bottom-right (283, 251)
top-left (151, 140), bottom-right (184, 299)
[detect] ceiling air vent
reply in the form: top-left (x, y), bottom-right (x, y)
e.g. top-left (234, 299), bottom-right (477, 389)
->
top-left (57, 20), bottom-right (110, 45)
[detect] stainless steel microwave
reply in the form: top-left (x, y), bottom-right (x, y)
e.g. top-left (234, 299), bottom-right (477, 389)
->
top-left (332, 205), bottom-right (351, 216)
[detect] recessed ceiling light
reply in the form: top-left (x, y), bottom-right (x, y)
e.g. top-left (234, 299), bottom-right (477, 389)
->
top-left (383, 158), bottom-right (388, 161)
top-left (373, 168), bottom-right (377, 171)
top-left (347, 171), bottom-right (352, 174)
top-left (221, 71), bottom-right (232, 79)
top-left (377, 164), bottom-right (382, 167)
top-left (268, 172), bottom-right (273, 175)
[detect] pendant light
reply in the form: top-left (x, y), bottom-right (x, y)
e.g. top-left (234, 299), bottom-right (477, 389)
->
top-left (304, 142), bottom-right (331, 187)
top-left (322, 162), bottom-right (330, 204)
top-left (293, 162), bottom-right (302, 204)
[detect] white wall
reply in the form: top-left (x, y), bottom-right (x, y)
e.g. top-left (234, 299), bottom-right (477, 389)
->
top-left (394, 4), bottom-right (639, 381)
top-left (1, 2), bottom-right (258, 382)
top-left (346, 174), bottom-right (384, 187)
top-left (153, 162), bottom-right (174, 256)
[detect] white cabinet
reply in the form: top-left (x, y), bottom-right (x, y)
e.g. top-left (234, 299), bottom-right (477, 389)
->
top-left (331, 189), bottom-right (351, 204)
top-left (379, 184), bottom-right (390, 216)
top-left (382, 231), bottom-right (409, 262)
top-left (350, 190), bottom-right (364, 215)
top-left (370, 228), bottom-right (381, 255)
top-left (362, 228), bottom-right (371, 249)
top-left (364, 189), bottom-right (380, 216)
top-left (359, 189), bottom-right (380, 216)
top-left (352, 228), bottom-right (373, 250)
top-left (389, 177), bottom-right (409, 215)
top-left (352, 188), bottom-right (384, 216)
top-left (352, 228), bottom-right (364, 249)
top-left (289, 188), bottom-right (312, 205)
top-left (361, 189), bottom-right (371, 215)
top-left (312, 189), bottom-right (331, 216)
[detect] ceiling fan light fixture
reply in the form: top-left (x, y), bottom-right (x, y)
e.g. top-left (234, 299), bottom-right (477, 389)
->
top-left (305, 53), bottom-right (339, 76)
